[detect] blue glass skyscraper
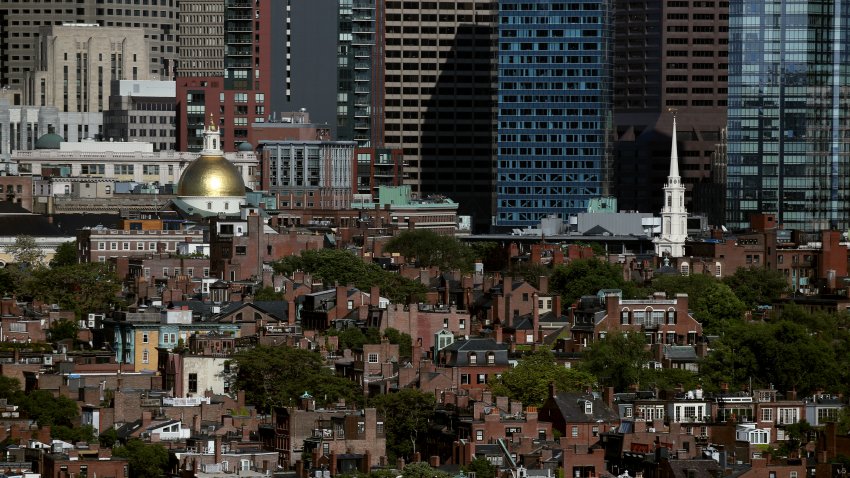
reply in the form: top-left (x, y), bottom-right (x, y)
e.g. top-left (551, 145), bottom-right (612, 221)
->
top-left (726, 0), bottom-right (850, 232)
top-left (496, 0), bottom-right (613, 227)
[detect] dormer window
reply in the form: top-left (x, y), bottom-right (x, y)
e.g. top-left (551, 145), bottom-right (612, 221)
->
top-left (585, 400), bottom-right (593, 415)
top-left (469, 353), bottom-right (477, 365)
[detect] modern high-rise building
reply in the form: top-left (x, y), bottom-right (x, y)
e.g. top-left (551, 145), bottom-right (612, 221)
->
top-left (275, 0), bottom-right (338, 134)
top-left (612, 0), bottom-right (729, 218)
top-left (495, 0), bottom-right (613, 227)
top-left (177, 0), bottom-right (225, 77)
top-left (27, 25), bottom-right (151, 113)
top-left (0, 0), bottom-right (179, 88)
top-left (336, 0), bottom-right (378, 147)
top-left (380, 1), bottom-right (498, 232)
top-left (726, 0), bottom-right (850, 232)
top-left (175, 0), bottom-right (273, 152)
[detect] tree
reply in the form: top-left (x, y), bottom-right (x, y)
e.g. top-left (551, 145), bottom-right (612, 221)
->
top-left (228, 345), bottom-right (361, 412)
top-left (550, 258), bottom-right (635, 306)
top-left (4, 235), bottom-right (45, 268)
top-left (49, 241), bottom-right (78, 268)
top-left (18, 390), bottom-right (79, 427)
top-left (0, 267), bottom-right (21, 296)
top-left (722, 267), bottom-right (788, 310)
top-left (49, 319), bottom-right (79, 342)
top-left (384, 230), bottom-right (475, 272)
top-left (383, 328), bottom-right (413, 360)
top-left (99, 427), bottom-right (119, 448)
top-left (652, 274), bottom-right (746, 331)
top-left (113, 439), bottom-right (170, 478)
top-left (252, 286), bottom-right (284, 301)
top-left (370, 389), bottom-right (436, 461)
top-left (52, 425), bottom-right (96, 443)
top-left (699, 320), bottom-right (837, 394)
top-left (20, 263), bottom-right (121, 319)
top-left (464, 457), bottom-right (497, 478)
top-left (489, 350), bottom-right (596, 406)
top-left (579, 332), bottom-right (652, 391)
top-left (271, 249), bottom-right (427, 303)
top-left (401, 461), bottom-right (449, 478)
top-left (0, 376), bottom-right (21, 400)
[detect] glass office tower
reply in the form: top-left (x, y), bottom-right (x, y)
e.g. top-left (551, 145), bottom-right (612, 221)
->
top-left (496, 0), bottom-right (613, 227)
top-left (726, 0), bottom-right (850, 232)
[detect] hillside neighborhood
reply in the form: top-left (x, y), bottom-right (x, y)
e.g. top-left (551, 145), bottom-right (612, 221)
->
top-left (2, 215), bottom-right (850, 478)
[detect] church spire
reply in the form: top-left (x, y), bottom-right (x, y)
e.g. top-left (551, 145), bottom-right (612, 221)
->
top-left (669, 112), bottom-right (679, 179)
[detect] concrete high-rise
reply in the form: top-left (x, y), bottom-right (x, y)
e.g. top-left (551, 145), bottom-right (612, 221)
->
top-left (178, 0), bottom-right (225, 77)
top-left (613, 0), bottom-right (729, 219)
top-left (380, 1), bottom-right (498, 232)
top-left (496, 0), bottom-right (614, 227)
top-left (0, 0), bottom-right (179, 88)
top-left (27, 25), bottom-right (150, 114)
top-left (726, 0), bottom-right (850, 232)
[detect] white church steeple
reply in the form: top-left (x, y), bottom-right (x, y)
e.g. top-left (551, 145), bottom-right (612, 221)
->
top-left (654, 113), bottom-right (688, 258)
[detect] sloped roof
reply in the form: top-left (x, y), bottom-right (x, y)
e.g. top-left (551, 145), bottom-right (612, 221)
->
top-left (663, 345), bottom-right (698, 361)
top-left (546, 392), bottom-right (620, 424)
top-left (441, 337), bottom-right (509, 352)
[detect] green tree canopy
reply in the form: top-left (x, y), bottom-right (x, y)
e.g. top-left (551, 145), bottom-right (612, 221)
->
top-left (113, 439), bottom-right (170, 478)
top-left (464, 457), bottom-right (497, 478)
top-left (4, 235), bottom-right (45, 268)
top-left (17, 390), bottom-right (79, 427)
top-left (252, 286), bottom-right (285, 301)
top-left (401, 462), bottom-right (450, 478)
top-left (699, 320), bottom-right (837, 395)
top-left (370, 389), bottom-right (436, 461)
top-left (489, 350), bottom-right (596, 406)
top-left (52, 425), bottom-right (95, 443)
top-left (49, 319), bottom-right (79, 343)
top-left (228, 345), bottom-right (361, 412)
top-left (20, 263), bottom-right (121, 319)
top-left (49, 241), bottom-right (78, 268)
top-left (0, 376), bottom-right (20, 401)
top-left (722, 267), bottom-right (789, 310)
top-left (550, 258), bottom-right (636, 306)
top-left (384, 230), bottom-right (475, 272)
top-left (651, 274), bottom-right (746, 331)
top-left (383, 328), bottom-right (413, 360)
top-left (579, 332), bottom-right (652, 392)
top-left (272, 249), bottom-right (427, 303)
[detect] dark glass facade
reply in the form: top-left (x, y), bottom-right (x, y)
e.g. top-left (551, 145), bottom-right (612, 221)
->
top-left (337, 0), bottom-right (378, 147)
top-left (727, 0), bottom-right (850, 231)
top-left (496, 0), bottom-right (613, 227)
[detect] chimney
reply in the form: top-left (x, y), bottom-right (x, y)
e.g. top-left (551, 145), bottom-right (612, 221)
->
top-left (335, 285), bottom-right (348, 317)
top-left (495, 324), bottom-right (503, 344)
top-left (193, 414), bottom-right (201, 433)
top-left (553, 295), bottom-right (562, 318)
top-left (214, 435), bottom-right (222, 464)
top-left (370, 285), bottom-right (380, 307)
top-left (532, 292), bottom-right (540, 343)
top-left (288, 300), bottom-right (296, 325)
top-left (538, 276), bottom-right (549, 294)
top-left (142, 410), bottom-right (152, 428)
top-left (503, 275), bottom-right (513, 294)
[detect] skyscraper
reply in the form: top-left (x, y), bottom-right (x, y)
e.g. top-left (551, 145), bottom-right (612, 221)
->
top-left (726, 0), bottom-right (850, 232)
top-left (495, 0), bottom-right (613, 227)
top-left (176, 0), bottom-right (273, 152)
top-left (0, 0), bottom-right (179, 88)
top-left (380, 1), bottom-right (498, 232)
top-left (613, 0), bottom-right (729, 218)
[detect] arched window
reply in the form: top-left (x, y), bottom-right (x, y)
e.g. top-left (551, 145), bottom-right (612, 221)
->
top-left (680, 262), bottom-right (690, 276)
top-left (207, 201), bottom-right (212, 210)
top-left (620, 308), bottom-right (630, 325)
top-left (468, 352), bottom-right (477, 365)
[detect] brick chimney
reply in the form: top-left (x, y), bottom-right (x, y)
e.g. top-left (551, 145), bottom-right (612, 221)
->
top-left (538, 276), bottom-right (549, 294)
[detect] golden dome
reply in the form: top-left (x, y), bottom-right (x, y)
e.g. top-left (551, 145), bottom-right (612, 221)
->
top-left (177, 153), bottom-right (246, 197)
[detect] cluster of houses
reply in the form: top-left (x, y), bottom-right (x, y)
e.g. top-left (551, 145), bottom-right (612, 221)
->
top-left (2, 253), bottom-right (850, 478)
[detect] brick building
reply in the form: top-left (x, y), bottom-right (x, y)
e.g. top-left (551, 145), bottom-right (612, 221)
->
top-left (260, 396), bottom-right (385, 470)
top-left (538, 386), bottom-right (620, 446)
top-left (566, 291), bottom-right (704, 354)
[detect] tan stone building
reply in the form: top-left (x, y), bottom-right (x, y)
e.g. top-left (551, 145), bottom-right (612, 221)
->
top-left (178, 0), bottom-right (225, 77)
top-left (26, 24), bottom-right (151, 114)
